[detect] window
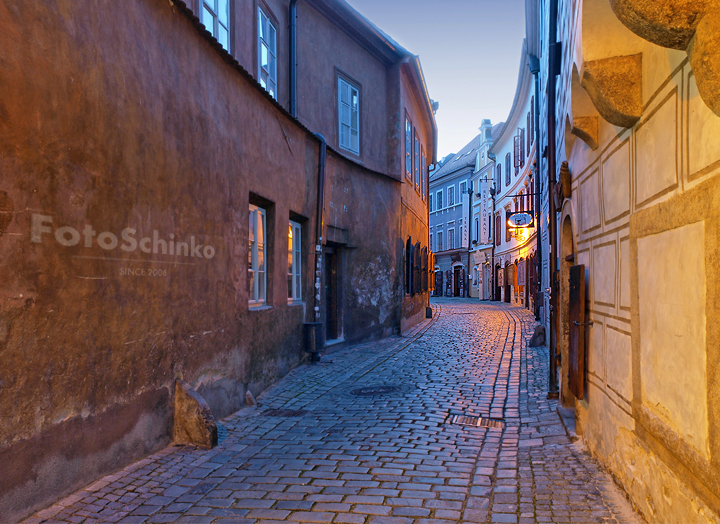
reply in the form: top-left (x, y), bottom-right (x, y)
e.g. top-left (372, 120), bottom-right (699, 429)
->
top-left (338, 78), bottom-right (359, 154)
top-left (436, 190), bottom-right (443, 210)
top-left (414, 131), bottom-right (420, 189)
top-left (258, 8), bottom-right (277, 98)
top-left (495, 214), bottom-right (501, 246)
top-left (201, 0), bottom-right (230, 51)
top-left (405, 117), bottom-right (412, 178)
top-left (505, 207), bottom-right (512, 242)
top-left (496, 164), bottom-right (502, 191)
top-left (447, 186), bottom-right (455, 207)
top-left (527, 112), bottom-right (532, 152)
top-left (460, 181), bottom-right (467, 195)
top-left (474, 217), bottom-right (479, 242)
top-left (429, 193), bottom-right (433, 212)
top-left (287, 221), bottom-right (301, 302)
top-left (437, 231), bottom-right (443, 252)
top-left (248, 205), bottom-right (267, 306)
top-left (505, 153), bottom-right (511, 186)
top-left (447, 226), bottom-right (455, 250)
top-left (405, 238), bottom-right (413, 294)
top-left (429, 227), bottom-right (433, 250)
top-left (530, 97), bottom-right (535, 145)
top-left (421, 147), bottom-right (426, 200)
top-left (514, 129), bottom-right (525, 174)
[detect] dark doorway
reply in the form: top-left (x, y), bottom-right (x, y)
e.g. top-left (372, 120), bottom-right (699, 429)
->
top-left (453, 267), bottom-right (461, 297)
top-left (324, 249), bottom-right (340, 341)
top-left (504, 265), bottom-right (511, 303)
top-left (495, 264), bottom-right (501, 300)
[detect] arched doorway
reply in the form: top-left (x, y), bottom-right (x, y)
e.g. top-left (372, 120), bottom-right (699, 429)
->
top-left (560, 215), bottom-right (575, 407)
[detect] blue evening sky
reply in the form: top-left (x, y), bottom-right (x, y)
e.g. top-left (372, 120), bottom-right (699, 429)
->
top-left (345, 0), bottom-right (527, 161)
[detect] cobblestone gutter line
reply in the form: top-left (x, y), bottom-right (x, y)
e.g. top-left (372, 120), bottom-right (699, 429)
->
top-left (24, 300), bottom-right (644, 524)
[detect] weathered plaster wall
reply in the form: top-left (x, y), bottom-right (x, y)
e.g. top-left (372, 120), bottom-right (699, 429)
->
top-left (0, 0), bottom-right (431, 520)
top-left (296, 1), bottom-right (390, 175)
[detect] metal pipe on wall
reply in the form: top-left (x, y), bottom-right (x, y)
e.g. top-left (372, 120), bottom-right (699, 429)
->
top-left (528, 54), bottom-right (542, 322)
top-left (547, 0), bottom-right (560, 397)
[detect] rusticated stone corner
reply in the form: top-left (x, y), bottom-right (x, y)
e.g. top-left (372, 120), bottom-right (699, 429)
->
top-left (609, 0), bottom-right (709, 50)
top-left (688, 8), bottom-right (720, 117)
top-left (174, 380), bottom-right (218, 449)
top-left (571, 116), bottom-right (600, 150)
top-left (581, 54), bottom-right (643, 128)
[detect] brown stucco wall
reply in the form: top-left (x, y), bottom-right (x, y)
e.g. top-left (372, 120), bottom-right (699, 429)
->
top-left (0, 1), bottom-right (320, 519)
top-left (296, 1), bottom-right (390, 176)
top-left (0, 0), bottom-right (432, 520)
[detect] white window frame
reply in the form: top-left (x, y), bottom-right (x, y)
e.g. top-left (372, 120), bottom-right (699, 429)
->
top-left (201, 0), bottom-right (230, 51)
top-left (447, 222), bottom-right (455, 250)
top-left (414, 132), bottom-right (420, 189)
top-left (288, 220), bottom-right (302, 303)
top-left (447, 185), bottom-right (455, 207)
top-left (436, 190), bottom-right (443, 210)
top-left (437, 231), bottom-right (443, 252)
top-left (249, 205), bottom-right (267, 307)
top-left (421, 148), bottom-right (426, 200)
top-left (429, 193), bottom-right (433, 212)
top-left (258, 7), bottom-right (277, 99)
top-left (460, 180), bottom-right (467, 195)
top-left (405, 116), bottom-right (413, 178)
top-left (338, 78), bottom-right (360, 154)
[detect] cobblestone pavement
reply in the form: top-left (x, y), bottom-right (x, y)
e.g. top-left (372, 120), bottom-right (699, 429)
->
top-left (26, 300), bottom-right (644, 524)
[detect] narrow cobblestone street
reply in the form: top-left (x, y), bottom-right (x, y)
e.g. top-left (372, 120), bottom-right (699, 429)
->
top-left (26, 301), bottom-right (644, 524)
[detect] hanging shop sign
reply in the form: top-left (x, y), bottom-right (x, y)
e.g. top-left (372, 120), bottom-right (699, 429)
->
top-left (506, 211), bottom-right (534, 228)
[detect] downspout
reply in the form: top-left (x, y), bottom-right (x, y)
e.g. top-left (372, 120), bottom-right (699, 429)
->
top-left (528, 54), bottom-right (542, 321)
top-left (547, 0), bottom-right (560, 397)
top-left (289, 0), bottom-right (298, 118)
top-left (313, 133), bottom-right (327, 324)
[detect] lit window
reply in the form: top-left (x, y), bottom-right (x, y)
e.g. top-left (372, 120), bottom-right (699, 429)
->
top-left (288, 221), bottom-right (301, 302)
top-left (338, 78), bottom-right (360, 154)
top-left (258, 8), bottom-right (277, 98)
top-left (248, 205), bottom-right (266, 307)
top-left (405, 117), bottom-right (412, 178)
top-left (200, 0), bottom-right (230, 51)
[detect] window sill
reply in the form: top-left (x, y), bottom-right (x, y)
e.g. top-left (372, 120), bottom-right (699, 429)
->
top-left (287, 300), bottom-right (304, 307)
top-left (249, 304), bottom-right (273, 312)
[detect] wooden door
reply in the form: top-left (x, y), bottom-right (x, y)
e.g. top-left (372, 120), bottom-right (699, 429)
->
top-left (568, 264), bottom-right (586, 400)
top-left (324, 251), bottom-right (339, 341)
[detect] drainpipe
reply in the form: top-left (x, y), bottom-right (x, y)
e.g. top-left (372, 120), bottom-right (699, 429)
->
top-left (289, 0), bottom-right (298, 118)
top-left (547, 0), bottom-right (560, 397)
top-left (529, 54), bottom-right (542, 321)
top-left (302, 133), bottom-right (327, 362)
top-left (313, 133), bottom-right (326, 323)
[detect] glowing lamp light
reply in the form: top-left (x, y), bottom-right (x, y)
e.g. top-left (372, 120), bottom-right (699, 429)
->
top-left (516, 228), bottom-right (529, 243)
